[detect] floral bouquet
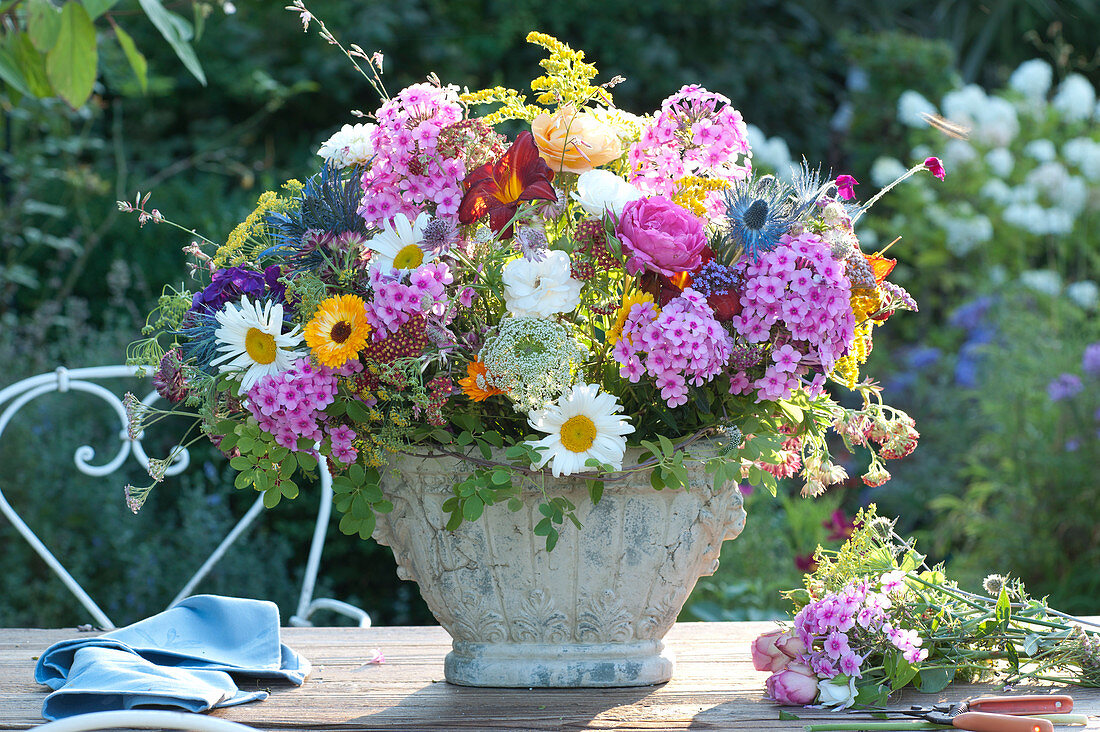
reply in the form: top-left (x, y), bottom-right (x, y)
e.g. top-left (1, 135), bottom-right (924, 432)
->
top-left (123, 8), bottom-right (937, 549)
top-left (753, 507), bottom-right (1100, 712)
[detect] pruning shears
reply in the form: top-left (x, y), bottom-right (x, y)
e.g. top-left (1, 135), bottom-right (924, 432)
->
top-left (825, 694), bottom-right (1082, 732)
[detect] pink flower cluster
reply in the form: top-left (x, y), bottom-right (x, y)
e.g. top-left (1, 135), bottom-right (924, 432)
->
top-left (366, 262), bottom-right (453, 336)
top-left (730, 232), bottom-right (855, 402)
top-left (327, 424), bottom-right (357, 464)
top-left (792, 573), bottom-right (929, 683)
top-left (359, 83), bottom-right (466, 226)
top-left (246, 358), bottom-right (363, 461)
top-left (627, 85), bottom-right (751, 214)
top-left (612, 289), bottom-right (733, 407)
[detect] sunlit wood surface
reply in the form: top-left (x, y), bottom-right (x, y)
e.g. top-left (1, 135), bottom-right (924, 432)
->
top-left (2, 622), bottom-right (1097, 730)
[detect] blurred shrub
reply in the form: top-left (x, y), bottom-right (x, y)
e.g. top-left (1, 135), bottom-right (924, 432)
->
top-left (857, 59), bottom-right (1099, 329)
top-left (872, 288), bottom-right (1099, 612)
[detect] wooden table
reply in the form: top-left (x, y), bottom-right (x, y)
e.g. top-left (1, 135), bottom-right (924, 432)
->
top-left (2, 622), bottom-right (1098, 730)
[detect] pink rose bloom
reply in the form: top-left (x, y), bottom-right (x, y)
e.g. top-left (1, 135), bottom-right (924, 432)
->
top-left (765, 662), bottom-right (819, 706)
top-left (751, 629), bottom-right (805, 672)
top-left (616, 196), bottom-right (707, 277)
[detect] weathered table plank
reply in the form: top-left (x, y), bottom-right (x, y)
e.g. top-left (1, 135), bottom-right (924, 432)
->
top-left (1, 622), bottom-right (1098, 730)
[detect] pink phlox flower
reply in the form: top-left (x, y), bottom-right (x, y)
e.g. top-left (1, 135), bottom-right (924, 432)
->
top-left (880, 570), bottom-right (907, 594)
top-left (619, 357), bottom-right (644, 382)
top-left (815, 598), bottom-right (840, 632)
top-left (772, 344), bottom-right (802, 373)
top-left (838, 650), bottom-right (864, 677)
top-left (331, 443), bottom-right (358, 464)
top-left (728, 370), bottom-right (752, 394)
top-left (328, 424), bottom-right (357, 447)
top-left (811, 653), bottom-right (839, 679)
top-left (824, 630), bottom-right (851, 660)
top-left (277, 381), bottom-right (302, 410)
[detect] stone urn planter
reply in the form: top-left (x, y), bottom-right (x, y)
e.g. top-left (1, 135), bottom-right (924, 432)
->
top-left (371, 449), bottom-right (747, 687)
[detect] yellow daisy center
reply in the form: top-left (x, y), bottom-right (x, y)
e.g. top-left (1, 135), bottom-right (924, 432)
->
top-left (393, 244), bottom-right (424, 270)
top-left (245, 327), bottom-right (277, 365)
top-left (560, 415), bottom-right (597, 453)
top-left (330, 320), bottom-right (352, 344)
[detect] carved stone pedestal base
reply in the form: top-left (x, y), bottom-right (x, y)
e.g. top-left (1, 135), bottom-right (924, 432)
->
top-left (372, 449), bottom-right (746, 688)
top-left (445, 640), bottom-right (674, 687)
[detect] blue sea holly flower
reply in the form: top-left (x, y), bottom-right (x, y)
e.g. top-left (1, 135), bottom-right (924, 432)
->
top-left (721, 176), bottom-right (802, 262)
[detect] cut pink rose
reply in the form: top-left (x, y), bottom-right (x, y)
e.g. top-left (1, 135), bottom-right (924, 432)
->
top-left (765, 662), bottom-right (819, 705)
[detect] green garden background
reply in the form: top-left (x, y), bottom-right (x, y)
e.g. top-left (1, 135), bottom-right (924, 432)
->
top-left (1, 0), bottom-right (1098, 627)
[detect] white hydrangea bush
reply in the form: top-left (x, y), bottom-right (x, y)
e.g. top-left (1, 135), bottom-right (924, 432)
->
top-left (872, 59), bottom-right (1100, 308)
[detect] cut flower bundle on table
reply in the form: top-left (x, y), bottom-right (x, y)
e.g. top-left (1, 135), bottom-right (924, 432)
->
top-left (122, 10), bottom-right (941, 548)
top-left (753, 506), bottom-right (1100, 711)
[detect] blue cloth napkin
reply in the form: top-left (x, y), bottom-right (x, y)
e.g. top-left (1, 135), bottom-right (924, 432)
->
top-left (35, 594), bottom-right (311, 721)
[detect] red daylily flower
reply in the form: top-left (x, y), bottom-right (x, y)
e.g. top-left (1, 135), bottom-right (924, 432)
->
top-left (458, 131), bottom-right (556, 239)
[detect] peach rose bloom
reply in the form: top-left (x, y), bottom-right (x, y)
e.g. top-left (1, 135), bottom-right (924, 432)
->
top-left (530, 103), bottom-right (622, 174)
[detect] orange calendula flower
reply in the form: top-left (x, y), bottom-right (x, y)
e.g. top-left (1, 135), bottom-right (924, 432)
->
top-left (458, 131), bottom-right (556, 240)
top-left (459, 359), bottom-right (505, 401)
top-left (304, 294), bottom-right (371, 368)
top-left (866, 254), bottom-right (896, 283)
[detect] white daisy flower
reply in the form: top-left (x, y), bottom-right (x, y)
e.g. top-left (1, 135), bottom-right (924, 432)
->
top-left (365, 212), bottom-right (434, 272)
top-left (210, 295), bottom-right (304, 393)
top-left (526, 383), bottom-right (635, 477)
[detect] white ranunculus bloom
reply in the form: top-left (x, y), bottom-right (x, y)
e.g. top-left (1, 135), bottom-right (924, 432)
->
top-left (1009, 59), bottom-right (1053, 100)
top-left (571, 170), bottom-right (644, 220)
top-left (317, 123), bottom-right (377, 168)
top-left (897, 90), bottom-right (937, 128)
top-left (502, 250), bottom-right (582, 318)
top-left (1053, 74), bottom-right (1097, 123)
top-left (525, 383), bottom-right (635, 477)
top-left (817, 675), bottom-right (859, 710)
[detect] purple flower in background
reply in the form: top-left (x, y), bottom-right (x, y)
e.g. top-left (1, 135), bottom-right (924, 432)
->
top-left (905, 346), bottom-right (942, 371)
top-left (954, 343), bottom-right (984, 388)
top-left (1047, 373), bottom-right (1083, 402)
top-left (1083, 343), bottom-right (1100, 377)
top-left (948, 296), bottom-right (994, 332)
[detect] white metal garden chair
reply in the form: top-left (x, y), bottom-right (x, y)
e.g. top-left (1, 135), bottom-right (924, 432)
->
top-left (0, 364), bottom-right (369, 628)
